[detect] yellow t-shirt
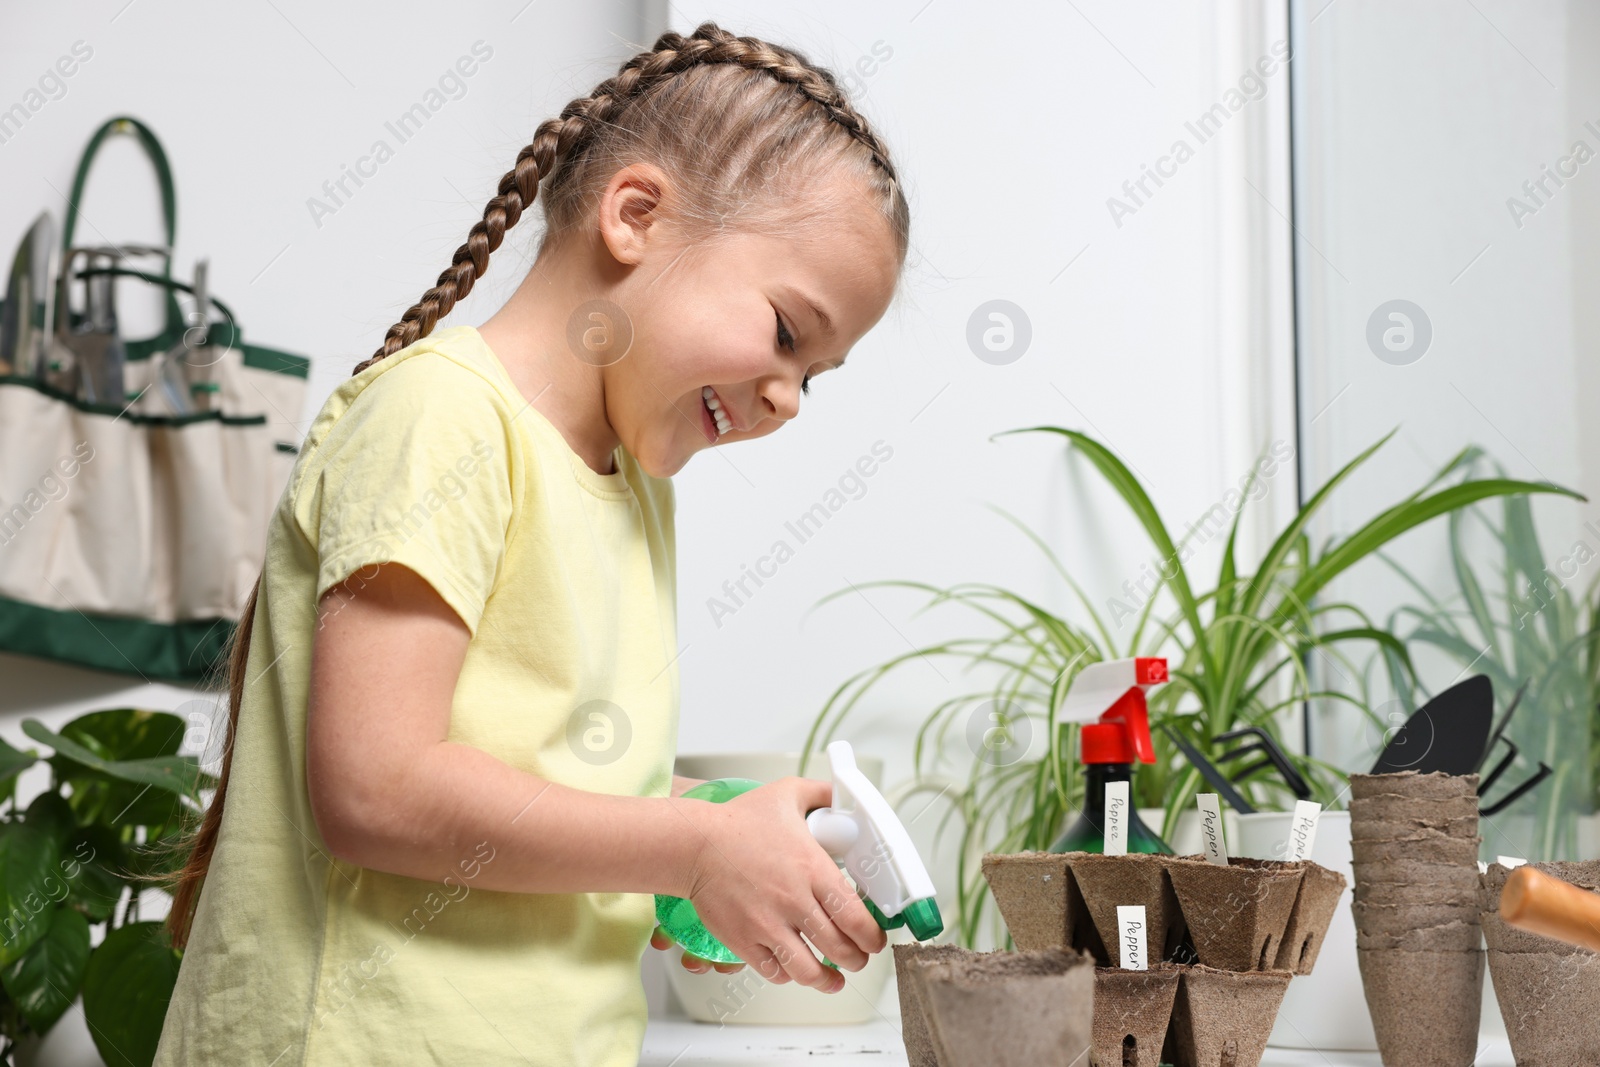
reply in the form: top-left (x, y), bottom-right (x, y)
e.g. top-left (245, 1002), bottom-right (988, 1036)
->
top-left (153, 324), bottom-right (680, 1066)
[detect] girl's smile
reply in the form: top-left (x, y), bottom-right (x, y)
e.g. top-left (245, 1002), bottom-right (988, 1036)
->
top-left (701, 385), bottom-right (737, 441)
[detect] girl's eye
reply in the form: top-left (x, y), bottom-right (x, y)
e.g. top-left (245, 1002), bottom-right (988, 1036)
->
top-left (775, 311), bottom-right (797, 353)
top-left (775, 310), bottom-right (811, 395)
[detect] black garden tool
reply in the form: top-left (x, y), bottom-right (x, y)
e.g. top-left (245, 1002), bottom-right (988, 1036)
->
top-left (1369, 674), bottom-right (1493, 777)
top-left (1473, 679), bottom-right (1552, 817)
top-left (1213, 724), bottom-right (1313, 802)
top-left (1367, 674), bottom-right (1550, 817)
top-left (1159, 722), bottom-right (1257, 814)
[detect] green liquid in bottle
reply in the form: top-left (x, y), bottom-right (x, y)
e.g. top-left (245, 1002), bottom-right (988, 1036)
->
top-left (654, 777), bottom-right (943, 965)
top-left (1050, 763), bottom-right (1172, 854)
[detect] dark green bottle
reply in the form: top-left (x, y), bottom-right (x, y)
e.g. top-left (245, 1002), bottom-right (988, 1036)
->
top-left (1051, 762), bottom-right (1172, 854)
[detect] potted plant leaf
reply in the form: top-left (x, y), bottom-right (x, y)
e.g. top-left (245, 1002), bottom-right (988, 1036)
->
top-left (800, 425), bottom-right (1586, 950)
top-left (0, 708), bottom-right (211, 1067)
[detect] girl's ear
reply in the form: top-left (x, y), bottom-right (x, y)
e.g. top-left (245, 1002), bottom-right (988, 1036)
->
top-left (597, 162), bottom-right (671, 267)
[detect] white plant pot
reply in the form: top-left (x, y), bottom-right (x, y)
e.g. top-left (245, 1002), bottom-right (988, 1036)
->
top-left (1235, 810), bottom-right (1377, 1052)
top-left (656, 751), bottom-right (905, 1026)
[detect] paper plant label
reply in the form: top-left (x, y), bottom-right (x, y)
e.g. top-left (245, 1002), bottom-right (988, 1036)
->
top-left (1197, 793), bottom-right (1228, 865)
top-left (1117, 905), bottom-right (1148, 971)
top-left (1104, 781), bottom-right (1129, 856)
top-left (1285, 800), bottom-right (1321, 861)
top-left (1498, 855), bottom-right (1527, 869)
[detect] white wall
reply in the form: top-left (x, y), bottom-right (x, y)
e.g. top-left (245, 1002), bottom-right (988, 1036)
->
top-left (1, 1), bottom-right (1294, 884)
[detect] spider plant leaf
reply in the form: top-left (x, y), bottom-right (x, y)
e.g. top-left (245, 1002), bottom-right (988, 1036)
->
top-left (916, 692), bottom-right (986, 778)
top-left (1387, 602), bottom-right (1467, 643)
top-left (1449, 508), bottom-right (1502, 663)
top-left (1317, 626), bottom-right (1414, 674)
top-left (1378, 632), bottom-right (1419, 718)
top-left (1216, 510), bottom-right (1242, 621)
top-left (994, 426), bottom-right (1210, 673)
top-left (1405, 444), bottom-right (1484, 505)
top-left (1240, 427), bottom-right (1402, 620)
top-left (1215, 440), bottom-right (1278, 621)
top-left (1501, 486), bottom-right (1550, 585)
top-left (1207, 612), bottom-right (1315, 718)
top-left (1406, 627), bottom-right (1518, 696)
top-left (1584, 579), bottom-right (1600, 682)
top-left (804, 649), bottom-right (951, 773)
top-left (955, 584), bottom-right (1093, 663)
top-left (1376, 549), bottom-right (1454, 615)
top-left (1046, 655), bottom-right (1092, 801)
top-left (1304, 478), bottom-right (1585, 599)
top-left (1262, 689), bottom-right (1370, 717)
top-left (983, 503), bottom-right (1118, 652)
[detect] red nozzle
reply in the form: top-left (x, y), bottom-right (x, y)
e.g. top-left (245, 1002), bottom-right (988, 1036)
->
top-left (1080, 687), bottom-right (1156, 764)
top-left (1134, 658), bottom-right (1168, 685)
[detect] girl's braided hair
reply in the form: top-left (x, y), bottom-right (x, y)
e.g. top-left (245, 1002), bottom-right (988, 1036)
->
top-left (162, 20), bottom-right (909, 949)
top-left (354, 19), bottom-right (909, 373)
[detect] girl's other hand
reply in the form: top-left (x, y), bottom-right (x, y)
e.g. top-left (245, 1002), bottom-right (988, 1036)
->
top-left (649, 925), bottom-right (745, 974)
top-left (680, 776), bottom-right (887, 994)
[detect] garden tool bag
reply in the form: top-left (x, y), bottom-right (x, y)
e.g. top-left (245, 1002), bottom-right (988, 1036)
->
top-left (0, 115), bottom-right (310, 682)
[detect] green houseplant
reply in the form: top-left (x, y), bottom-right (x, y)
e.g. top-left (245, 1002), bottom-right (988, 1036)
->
top-left (800, 426), bottom-right (1586, 948)
top-left (1375, 445), bottom-right (1600, 861)
top-left (0, 708), bottom-right (210, 1067)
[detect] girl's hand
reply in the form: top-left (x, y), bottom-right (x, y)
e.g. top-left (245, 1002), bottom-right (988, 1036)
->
top-left (649, 925), bottom-right (745, 974)
top-left (680, 776), bottom-right (887, 994)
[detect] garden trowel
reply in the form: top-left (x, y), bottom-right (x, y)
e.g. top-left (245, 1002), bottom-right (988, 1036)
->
top-left (1, 211), bottom-right (57, 378)
top-left (1369, 673), bottom-right (1550, 816)
top-left (54, 245), bottom-right (161, 406)
top-left (151, 257), bottom-right (210, 415)
top-left (75, 251), bottom-right (128, 406)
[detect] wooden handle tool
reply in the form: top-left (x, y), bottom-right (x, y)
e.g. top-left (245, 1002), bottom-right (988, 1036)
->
top-left (1500, 866), bottom-right (1600, 952)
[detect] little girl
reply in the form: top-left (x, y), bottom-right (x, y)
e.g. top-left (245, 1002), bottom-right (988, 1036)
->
top-left (152, 20), bottom-right (909, 1067)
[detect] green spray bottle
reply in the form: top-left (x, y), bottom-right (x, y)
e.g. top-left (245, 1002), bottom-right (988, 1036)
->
top-left (654, 740), bottom-right (944, 964)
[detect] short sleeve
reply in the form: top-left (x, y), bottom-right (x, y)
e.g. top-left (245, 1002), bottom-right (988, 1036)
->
top-left (297, 354), bottom-right (517, 638)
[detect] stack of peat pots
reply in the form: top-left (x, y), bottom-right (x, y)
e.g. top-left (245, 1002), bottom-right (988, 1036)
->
top-left (1479, 859), bottom-right (1600, 1064)
top-left (890, 849), bottom-right (1344, 1067)
top-left (1347, 771), bottom-right (1483, 1066)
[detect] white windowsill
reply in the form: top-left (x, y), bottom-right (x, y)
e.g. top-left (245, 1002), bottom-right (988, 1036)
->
top-left (640, 1016), bottom-right (1516, 1066)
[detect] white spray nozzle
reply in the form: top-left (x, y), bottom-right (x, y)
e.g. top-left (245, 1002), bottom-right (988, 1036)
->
top-left (805, 741), bottom-right (940, 937)
top-left (1059, 657), bottom-right (1169, 723)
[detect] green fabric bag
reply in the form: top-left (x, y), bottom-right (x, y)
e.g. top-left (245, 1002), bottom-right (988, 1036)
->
top-left (0, 115), bottom-right (312, 682)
